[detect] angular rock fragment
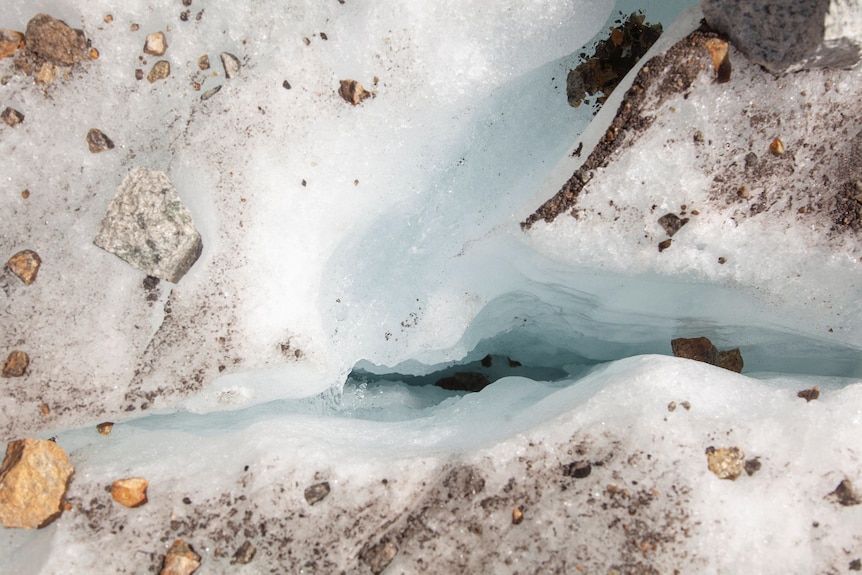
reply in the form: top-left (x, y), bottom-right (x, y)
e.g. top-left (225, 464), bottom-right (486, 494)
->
top-left (671, 337), bottom-right (718, 365)
top-left (144, 32), bottom-right (168, 56)
top-left (25, 14), bottom-right (87, 66)
top-left (0, 438), bottom-right (74, 529)
top-left (658, 213), bottom-right (689, 237)
top-left (96, 422), bottom-right (114, 436)
top-left (434, 371), bottom-right (491, 392)
top-left (148, 60), bottom-right (171, 83)
top-left (338, 79), bottom-right (370, 105)
top-left (161, 539), bottom-right (201, 575)
top-left (705, 446), bottom-right (745, 480)
top-left (200, 85), bottom-right (221, 101)
top-left (716, 348), bottom-right (744, 373)
top-left (827, 479), bottom-right (861, 506)
top-left (797, 386), bottom-right (820, 402)
top-left (0, 29), bottom-right (25, 60)
top-left (658, 239), bottom-right (672, 252)
top-left (86, 128), bottom-right (114, 153)
top-left (1, 107), bottom-right (24, 127)
top-left (304, 481), bottom-right (331, 505)
top-left (7, 249), bottom-right (41, 284)
top-left (362, 539), bottom-right (398, 575)
top-left (512, 507), bottom-right (524, 525)
top-left (769, 138), bottom-right (785, 156)
top-left (231, 540), bottom-right (257, 565)
top-left (220, 52), bottom-right (241, 79)
top-left (744, 457), bottom-right (762, 476)
top-left (562, 460), bottom-right (592, 479)
top-left (197, 55), bottom-right (209, 70)
top-left (35, 62), bottom-right (58, 85)
top-left (705, 37), bottom-right (731, 83)
top-left (1, 350), bottom-right (29, 378)
top-left (94, 168), bottom-right (203, 283)
top-left (111, 477), bottom-right (148, 507)
top-left (701, 0), bottom-right (862, 73)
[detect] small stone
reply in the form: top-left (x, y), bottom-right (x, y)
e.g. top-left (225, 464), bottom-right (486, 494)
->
top-left (797, 386), bottom-right (820, 402)
top-left (25, 14), bottom-right (87, 66)
top-left (738, 185), bottom-right (751, 199)
top-left (362, 540), bottom-right (398, 575)
top-left (147, 60), bottom-right (171, 83)
top-left (94, 168), bottom-right (203, 283)
top-left (200, 85), bottom-right (221, 101)
top-left (0, 29), bottom-right (25, 60)
top-left (7, 249), bottom-right (41, 284)
top-left (769, 138), bottom-right (785, 155)
top-left (827, 479), bottom-right (861, 506)
top-left (161, 539), bottom-right (201, 575)
top-left (667, 401), bottom-right (677, 412)
top-left (111, 477), bottom-right (148, 507)
top-left (39, 403), bottom-right (50, 417)
top-left (96, 422), bottom-right (114, 436)
top-left (744, 457), bottom-right (762, 476)
top-left (718, 257), bottom-right (727, 264)
top-left (1, 107), bottom-right (23, 127)
top-left (744, 151), bottom-right (759, 170)
top-left (680, 401), bottom-right (691, 411)
top-left (35, 62), bottom-right (58, 85)
top-left (86, 128), bottom-right (115, 153)
top-left (693, 130), bottom-right (704, 143)
top-left (103, 15), bottom-right (113, 24)
top-left (231, 540), bottom-right (257, 565)
top-left (562, 460), bottom-right (592, 479)
top-left (220, 52), bottom-right (241, 79)
top-left (850, 558), bottom-right (861, 571)
top-left (658, 239), bottom-right (672, 252)
top-left (1, 351), bottom-right (29, 378)
top-left (705, 446), bottom-right (745, 480)
top-left (197, 55), bottom-right (209, 70)
top-left (135, 68), bottom-right (144, 80)
top-left (144, 32), bottom-right (168, 56)
top-left (21, 189), bottom-right (30, 199)
top-left (282, 79), bottom-right (291, 89)
top-left (704, 37), bottom-right (731, 83)
top-left (716, 348), bottom-right (744, 373)
top-left (512, 507), bottom-right (524, 525)
top-left (304, 481), bottom-right (331, 505)
top-left (658, 213), bottom-right (689, 237)
top-left (0, 438), bottom-right (74, 529)
top-left (130, 23), bottom-right (140, 32)
top-left (88, 47), bottom-right (99, 60)
top-left (671, 337), bottom-right (718, 365)
top-left (338, 79), bottom-right (371, 105)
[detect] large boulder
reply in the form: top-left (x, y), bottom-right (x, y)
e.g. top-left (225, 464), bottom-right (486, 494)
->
top-left (0, 438), bottom-right (74, 529)
top-left (701, 0), bottom-right (862, 73)
top-left (94, 168), bottom-right (203, 283)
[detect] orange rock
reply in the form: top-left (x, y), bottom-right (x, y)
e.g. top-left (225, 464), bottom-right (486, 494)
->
top-left (0, 438), bottom-right (74, 529)
top-left (769, 138), bottom-right (785, 155)
top-left (338, 79), bottom-right (370, 105)
top-left (161, 540), bottom-right (201, 575)
top-left (111, 477), bottom-right (149, 507)
top-left (7, 249), bottom-right (41, 285)
top-left (1, 350), bottom-right (29, 378)
top-left (96, 422), bottom-right (114, 436)
top-left (0, 29), bottom-right (24, 60)
top-left (705, 37), bottom-right (731, 83)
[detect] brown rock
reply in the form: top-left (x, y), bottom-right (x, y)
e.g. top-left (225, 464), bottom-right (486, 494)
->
top-left (1, 106), bottom-right (24, 127)
top-left (96, 422), bottom-right (114, 436)
top-left (86, 128), bottom-right (115, 153)
top-left (111, 477), bottom-right (148, 507)
top-left (1, 350), bottom-right (29, 378)
top-left (144, 32), bottom-right (168, 56)
top-left (197, 55), bottom-right (209, 70)
top-left (744, 457), bottom-right (762, 476)
top-left (769, 138), bottom-right (785, 155)
top-left (148, 60), bottom-right (171, 83)
top-left (0, 29), bottom-right (25, 60)
top-left (704, 37), bottom-right (732, 83)
top-left (658, 213), bottom-right (689, 237)
top-left (220, 52), bottom-right (241, 79)
top-left (705, 446), bottom-right (745, 480)
top-left (304, 481), bottom-right (331, 505)
top-left (362, 539), bottom-right (398, 575)
top-left (797, 386), bottom-right (820, 402)
top-left (434, 371), bottom-right (491, 392)
top-left (35, 62), bottom-right (59, 85)
top-left (0, 438), bottom-right (74, 529)
top-left (8, 249), bottom-right (42, 284)
top-left (25, 14), bottom-right (87, 66)
top-left (231, 540), bottom-right (256, 565)
top-left (658, 238), bottom-right (673, 252)
top-left (717, 348), bottom-right (744, 372)
top-left (512, 507), bottom-right (524, 525)
top-left (161, 539), bottom-right (201, 575)
top-left (827, 479), bottom-right (861, 507)
top-left (338, 79), bottom-right (370, 105)
top-left (562, 460), bottom-right (592, 479)
top-left (671, 337), bottom-right (719, 365)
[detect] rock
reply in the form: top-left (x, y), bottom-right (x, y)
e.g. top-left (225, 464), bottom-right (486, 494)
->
top-left (705, 37), bottom-right (732, 83)
top-left (851, 558), bottom-right (862, 571)
top-left (362, 539), bottom-right (398, 575)
top-left (0, 438), bottom-right (74, 529)
top-left (200, 85), bottom-right (221, 101)
top-left (744, 457), bottom-right (762, 476)
top-left (144, 32), bottom-right (168, 56)
top-left (0, 29), bottom-right (25, 60)
top-left (700, 0), bottom-right (862, 73)
top-left (231, 540), bottom-right (256, 565)
top-left (220, 52), bottom-right (240, 79)
top-left (658, 213), bottom-right (689, 237)
top-left (96, 422), bottom-right (114, 436)
top-left (512, 507), bottom-right (524, 525)
top-left (94, 167), bottom-right (203, 283)
top-left (797, 386), bottom-right (821, 402)
top-left (111, 477), bottom-right (148, 507)
top-left (434, 371), bottom-right (491, 392)
top-left (25, 14), bottom-right (87, 66)
top-left (35, 62), bottom-right (58, 85)
top-left (338, 79), bottom-right (370, 105)
top-left (304, 481), bottom-right (331, 505)
top-left (705, 446), bottom-right (745, 480)
top-left (197, 55), bottom-right (209, 70)
top-left (671, 337), bottom-right (718, 365)
top-left (7, 249), bottom-right (41, 284)
top-left (716, 348), bottom-right (744, 373)
top-left (1, 350), bottom-right (29, 378)
top-left (769, 138), bottom-right (785, 156)
top-left (86, 128), bottom-right (115, 153)
top-left (147, 60), bottom-right (171, 83)
top-left (1, 106), bottom-right (24, 127)
top-left (160, 539), bottom-right (201, 575)
top-left (562, 460), bottom-right (592, 479)
top-left (827, 478), bottom-right (861, 506)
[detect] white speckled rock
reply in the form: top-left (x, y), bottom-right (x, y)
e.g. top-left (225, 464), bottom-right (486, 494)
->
top-left (701, 0), bottom-right (862, 73)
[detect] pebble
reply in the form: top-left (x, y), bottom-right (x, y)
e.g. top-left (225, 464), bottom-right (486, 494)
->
top-left (231, 540), bottom-right (257, 565)
top-left (362, 540), bottom-right (398, 575)
top-left (657, 213), bottom-right (689, 237)
top-left (111, 477), bottom-right (149, 507)
top-left (0, 29), bottom-right (25, 60)
top-left (7, 249), bottom-right (42, 284)
top-left (220, 52), bottom-right (241, 79)
top-left (1, 350), bottom-right (29, 378)
top-left (338, 79), bottom-right (371, 105)
top-left (827, 479), bottom-right (861, 506)
top-left (197, 55), bottom-right (209, 70)
top-left (144, 32), bottom-right (168, 56)
top-left (658, 239), bottom-right (672, 252)
top-left (147, 60), bottom-right (171, 83)
top-left (0, 438), bottom-right (74, 529)
top-left (797, 385), bottom-right (820, 402)
top-left (96, 422), bottom-right (114, 436)
top-left (1, 106), bottom-right (24, 127)
top-left (769, 138), bottom-right (785, 155)
top-left (705, 446), bottom-right (745, 480)
top-left (512, 507), bottom-right (524, 525)
top-left (200, 85), bottom-right (221, 101)
top-left (704, 37), bottom-right (731, 83)
top-left (25, 13), bottom-right (88, 66)
top-left (562, 460), bottom-right (592, 478)
top-left (304, 481), bottom-right (331, 505)
top-left (160, 539), bottom-right (201, 575)
top-left (86, 128), bottom-right (115, 153)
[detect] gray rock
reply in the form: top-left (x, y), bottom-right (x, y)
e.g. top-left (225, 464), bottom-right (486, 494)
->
top-left (94, 168), bottom-right (202, 283)
top-left (701, 0), bottom-right (862, 73)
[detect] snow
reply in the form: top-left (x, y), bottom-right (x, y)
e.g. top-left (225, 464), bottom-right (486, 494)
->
top-left (1, 0), bottom-right (862, 572)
